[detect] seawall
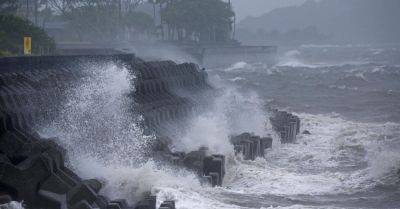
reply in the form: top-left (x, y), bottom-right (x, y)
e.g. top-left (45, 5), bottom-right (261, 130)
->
top-left (0, 54), bottom-right (214, 209)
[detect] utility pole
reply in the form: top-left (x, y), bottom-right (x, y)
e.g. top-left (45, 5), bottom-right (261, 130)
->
top-left (118, 0), bottom-right (122, 40)
top-left (26, 0), bottom-right (29, 20)
top-left (153, 0), bottom-right (156, 25)
top-left (160, 2), bottom-right (164, 40)
top-left (233, 14), bottom-right (236, 40)
top-left (119, 0), bottom-right (122, 25)
top-left (34, 0), bottom-right (38, 25)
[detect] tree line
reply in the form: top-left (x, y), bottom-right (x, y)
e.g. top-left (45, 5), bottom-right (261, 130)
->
top-left (0, 0), bottom-right (236, 56)
top-left (154, 0), bottom-right (235, 43)
top-left (0, 0), bottom-right (55, 56)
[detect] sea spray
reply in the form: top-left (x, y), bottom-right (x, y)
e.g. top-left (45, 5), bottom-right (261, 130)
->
top-left (40, 61), bottom-right (153, 165)
top-left (223, 113), bottom-right (400, 197)
top-left (38, 61), bottom-right (179, 203)
top-left (73, 157), bottom-right (201, 204)
top-left (173, 74), bottom-right (270, 155)
top-left (277, 50), bottom-right (317, 68)
top-left (37, 61), bottom-right (244, 205)
top-left (0, 202), bottom-right (25, 209)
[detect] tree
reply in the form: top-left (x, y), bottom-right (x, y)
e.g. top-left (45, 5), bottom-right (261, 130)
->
top-left (0, 0), bottom-right (18, 15)
top-left (0, 15), bottom-right (55, 55)
top-left (124, 11), bottom-right (154, 40)
top-left (46, 0), bottom-right (147, 42)
top-left (160, 0), bottom-right (234, 43)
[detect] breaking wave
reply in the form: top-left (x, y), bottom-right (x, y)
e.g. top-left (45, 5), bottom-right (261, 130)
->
top-left (277, 50), bottom-right (318, 68)
top-left (35, 45), bottom-right (400, 208)
top-left (36, 61), bottom-right (271, 206)
top-left (225, 113), bottom-right (400, 196)
top-left (175, 80), bottom-right (269, 154)
top-left (40, 62), bottom-right (153, 166)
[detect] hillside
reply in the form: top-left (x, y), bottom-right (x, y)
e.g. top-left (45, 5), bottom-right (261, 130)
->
top-left (237, 0), bottom-right (400, 45)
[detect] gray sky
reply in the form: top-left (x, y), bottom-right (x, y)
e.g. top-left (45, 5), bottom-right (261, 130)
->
top-left (231, 0), bottom-right (308, 21)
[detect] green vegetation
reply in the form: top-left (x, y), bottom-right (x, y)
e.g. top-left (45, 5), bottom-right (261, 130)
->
top-left (0, 0), bottom-right (236, 55)
top-left (0, 15), bottom-right (55, 56)
top-left (47, 0), bottom-right (151, 42)
top-left (159, 0), bottom-right (234, 43)
top-left (63, 5), bottom-right (154, 41)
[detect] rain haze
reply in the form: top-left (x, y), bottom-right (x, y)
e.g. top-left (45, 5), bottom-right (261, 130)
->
top-left (231, 0), bottom-right (307, 20)
top-left (0, 1), bottom-right (400, 209)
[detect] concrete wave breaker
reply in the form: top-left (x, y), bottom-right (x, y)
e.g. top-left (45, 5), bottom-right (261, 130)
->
top-left (0, 112), bottom-right (150, 209)
top-left (133, 60), bottom-right (213, 137)
top-left (0, 54), bottom-right (217, 209)
top-left (230, 133), bottom-right (273, 160)
top-left (270, 110), bottom-right (301, 144)
top-left (152, 140), bottom-right (225, 187)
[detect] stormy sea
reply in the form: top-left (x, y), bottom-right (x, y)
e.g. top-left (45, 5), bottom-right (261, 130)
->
top-left (11, 45), bottom-right (397, 209)
top-left (205, 44), bottom-right (400, 209)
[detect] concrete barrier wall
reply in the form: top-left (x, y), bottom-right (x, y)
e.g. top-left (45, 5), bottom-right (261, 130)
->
top-left (0, 54), bottom-right (212, 209)
top-left (133, 60), bottom-right (212, 137)
top-left (0, 54), bottom-right (211, 135)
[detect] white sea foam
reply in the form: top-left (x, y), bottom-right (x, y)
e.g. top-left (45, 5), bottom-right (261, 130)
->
top-left (73, 157), bottom-right (202, 204)
top-left (0, 202), bottom-right (25, 209)
top-left (224, 61), bottom-right (252, 72)
top-left (36, 57), bottom-right (400, 208)
top-left (223, 113), bottom-right (400, 196)
top-left (263, 206), bottom-right (346, 209)
top-left (228, 77), bottom-right (245, 82)
top-left (156, 187), bottom-right (243, 209)
top-left (277, 50), bottom-right (319, 68)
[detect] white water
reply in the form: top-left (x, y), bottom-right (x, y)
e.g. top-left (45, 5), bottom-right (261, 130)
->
top-left (163, 112), bottom-right (399, 208)
top-left (175, 79), bottom-right (269, 154)
top-left (225, 113), bottom-right (400, 196)
top-left (0, 202), bottom-right (25, 209)
top-left (41, 62), bottom-right (153, 165)
top-left (39, 62), bottom-right (174, 203)
top-left (37, 60), bottom-right (273, 206)
top-left (37, 55), bottom-right (400, 208)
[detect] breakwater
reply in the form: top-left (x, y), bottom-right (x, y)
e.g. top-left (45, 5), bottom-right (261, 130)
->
top-left (270, 110), bottom-right (301, 144)
top-left (0, 54), bottom-right (301, 209)
top-left (0, 54), bottom-right (210, 209)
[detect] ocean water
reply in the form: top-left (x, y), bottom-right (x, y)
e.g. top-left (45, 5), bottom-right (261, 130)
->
top-left (35, 45), bottom-right (400, 209)
top-left (204, 45), bottom-right (400, 208)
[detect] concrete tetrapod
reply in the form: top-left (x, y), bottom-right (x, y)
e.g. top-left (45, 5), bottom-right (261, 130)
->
top-left (230, 133), bottom-right (273, 160)
top-left (270, 110), bottom-right (301, 143)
